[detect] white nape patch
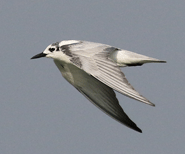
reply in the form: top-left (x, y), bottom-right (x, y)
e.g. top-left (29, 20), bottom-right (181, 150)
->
top-left (59, 40), bottom-right (80, 46)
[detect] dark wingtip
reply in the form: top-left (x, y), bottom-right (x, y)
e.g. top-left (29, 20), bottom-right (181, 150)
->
top-left (134, 125), bottom-right (142, 133)
top-left (126, 122), bottom-right (142, 133)
top-left (137, 128), bottom-right (142, 133)
top-left (149, 102), bottom-right (155, 107)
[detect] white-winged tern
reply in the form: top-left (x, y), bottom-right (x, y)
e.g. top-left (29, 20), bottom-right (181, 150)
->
top-left (31, 40), bottom-right (166, 133)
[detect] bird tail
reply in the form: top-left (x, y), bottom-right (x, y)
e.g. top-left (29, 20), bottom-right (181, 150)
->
top-left (109, 49), bottom-right (166, 67)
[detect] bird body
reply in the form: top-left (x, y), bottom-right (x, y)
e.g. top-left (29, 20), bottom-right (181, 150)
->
top-left (31, 40), bottom-right (166, 133)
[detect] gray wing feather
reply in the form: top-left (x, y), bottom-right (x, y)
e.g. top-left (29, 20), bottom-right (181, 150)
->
top-left (70, 66), bottom-right (142, 132)
top-left (54, 62), bottom-right (142, 132)
top-left (68, 43), bottom-right (154, 106)
top-left (93, 52), bottom-right (154, 106)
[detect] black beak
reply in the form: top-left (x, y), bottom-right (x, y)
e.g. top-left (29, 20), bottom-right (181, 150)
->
top-left (31, 52), bottom-right (47, 59)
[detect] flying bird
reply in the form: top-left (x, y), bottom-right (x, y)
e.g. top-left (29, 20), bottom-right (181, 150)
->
top-left (31, 40), bottom-right (166, 133)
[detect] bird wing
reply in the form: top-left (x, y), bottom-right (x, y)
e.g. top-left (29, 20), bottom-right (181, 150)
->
top-left (67, 42), bottom-right (155, 106)
top-left (92, 51), bottom-right (155, 106)
top-left (54, 62), bottom-right (142, 133)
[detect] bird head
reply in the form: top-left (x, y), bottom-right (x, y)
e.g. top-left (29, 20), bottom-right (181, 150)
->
top-left (31, 42), bottom-right (61, 60)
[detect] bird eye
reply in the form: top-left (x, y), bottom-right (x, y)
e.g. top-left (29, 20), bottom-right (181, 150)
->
top-left (49, 48), bottom-right (55, 52)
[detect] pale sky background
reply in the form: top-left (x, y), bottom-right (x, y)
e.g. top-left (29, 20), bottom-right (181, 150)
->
top-left (1, 0), bottom-right (184, 153)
